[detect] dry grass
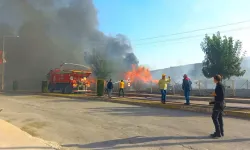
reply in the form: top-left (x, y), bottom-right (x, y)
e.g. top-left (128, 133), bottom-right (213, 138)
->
top-left (27, 121), bottom-right (47, 129)
top-left (21, 121), bottom-right (47, 137)
top-left (6, 118), bottom-right (17, 123)
top-left (21, 126), bottom-right (38, 136)
top-left (6, 119), bottom-right (12, 123)
top-left (22, 118), bottom-right (35, 123)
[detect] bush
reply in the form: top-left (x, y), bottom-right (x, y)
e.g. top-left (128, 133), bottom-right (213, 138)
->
top-left (13, 80), bottom-right (18, 91)
top-left (41, 81), bottom-right (48, 93)
top-left (97, 79), bottom-right (104, 96)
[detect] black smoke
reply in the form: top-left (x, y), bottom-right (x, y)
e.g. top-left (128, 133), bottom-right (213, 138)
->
top-left (0, 0), bottom-right (138, 90)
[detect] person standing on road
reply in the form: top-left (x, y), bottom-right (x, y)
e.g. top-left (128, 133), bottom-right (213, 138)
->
top-left (158, 74), bottom-right (171, 104)
top-left (119, 80), bottom-right (125, 97)
top-left (209, 74), bottom-right (226, 138)
top-left (182, 74), bottom-right (192, 105)
top-left (107, 79), bottom-right (113, 98)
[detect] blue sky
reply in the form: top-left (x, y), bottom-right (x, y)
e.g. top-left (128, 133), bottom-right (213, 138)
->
top-left (93, 0), bottom-right (250, 70)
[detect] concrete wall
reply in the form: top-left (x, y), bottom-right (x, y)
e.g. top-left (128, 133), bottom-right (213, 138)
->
top-left (150, 57), bottom-right (250, 88)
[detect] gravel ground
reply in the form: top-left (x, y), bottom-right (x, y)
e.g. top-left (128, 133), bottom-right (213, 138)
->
top-left (0, 93), bottom-right (250, 150)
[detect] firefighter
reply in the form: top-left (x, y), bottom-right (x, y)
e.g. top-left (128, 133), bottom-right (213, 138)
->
top-left (158, 74), bottom-right (171, 104)
top-left (209, 74), bottom-right (226, 138)
top-left (119, 80), bottom-right (125, 97)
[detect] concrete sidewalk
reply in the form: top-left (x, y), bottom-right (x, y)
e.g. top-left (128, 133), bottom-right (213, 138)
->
top-left (0, 119), bottom-right (59, 150)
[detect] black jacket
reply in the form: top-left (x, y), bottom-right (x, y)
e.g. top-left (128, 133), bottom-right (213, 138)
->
top-left (182, 78), bottom-right (192, 91)
top-left (107, 81), bottom-right (113, 89)
top-left (209, 82), bottom-right (226, 110)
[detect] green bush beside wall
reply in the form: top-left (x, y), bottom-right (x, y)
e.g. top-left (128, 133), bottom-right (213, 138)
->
top-left (13, 80), bottom-right (18, 91)
top-left (97, 79), bottom-right (104, 96)
top-left (42, 81), bottom-right (48, 93)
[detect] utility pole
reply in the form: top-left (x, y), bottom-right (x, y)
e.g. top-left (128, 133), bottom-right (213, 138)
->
top-left (150, 81), bottom-right (152, 93)
top-left (246, 80), bottom-right (248, 89)
top-left (1, 36), bottom-right (5, 91)
top-left (1, 35), bottom-right (19, 91)
top-left (198, 80), bottom-right (201, 96)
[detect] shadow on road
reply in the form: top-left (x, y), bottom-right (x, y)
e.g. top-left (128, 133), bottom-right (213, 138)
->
top-left (0, 146), bottom-right (52, 149)
top-left (47, 96), bottom-right (102, 103)
top-left (0, 91), bottom-right (40, 97)
top-left (47, 98), bottom-right (91, 103)
top-left (62, 136), bottom-right (250, 149)
top-left (87, 106), bottom-right (205, 117)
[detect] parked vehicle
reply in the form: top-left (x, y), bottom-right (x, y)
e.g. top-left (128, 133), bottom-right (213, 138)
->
top-left (47, 63), bottom-right (92, 94)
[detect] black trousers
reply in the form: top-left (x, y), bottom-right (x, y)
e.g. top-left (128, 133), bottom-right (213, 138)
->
top-left (119, 88), bottom-right (124, 97)
top-left (212, 109), bottom-right (224, 135)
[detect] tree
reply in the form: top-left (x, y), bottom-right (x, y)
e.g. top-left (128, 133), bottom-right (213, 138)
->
top-left (84, 49), bottom-right (112, 79)
top-left (201, 32), bottom-right (246, 79)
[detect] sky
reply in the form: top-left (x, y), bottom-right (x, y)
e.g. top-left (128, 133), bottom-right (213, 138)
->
top-left (93, 0), bottom-right (250, 70)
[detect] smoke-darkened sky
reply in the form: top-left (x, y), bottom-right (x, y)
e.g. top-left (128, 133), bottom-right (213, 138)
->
top-left (0, 0), bottom-right (138, 89)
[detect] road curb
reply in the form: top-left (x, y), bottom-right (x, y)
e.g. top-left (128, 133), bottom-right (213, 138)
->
top-left (110, 92), bottom-right (250, 104)
top-left (0, 119), bottom-right (59, 150)
top-left (3, 91), bottom-right (250, 104)
top-left (42, 93), bottom-right (250, 119)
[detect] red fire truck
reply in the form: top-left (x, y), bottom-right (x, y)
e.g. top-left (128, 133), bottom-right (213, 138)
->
top-left (47, 63), bottom-right (92, 94)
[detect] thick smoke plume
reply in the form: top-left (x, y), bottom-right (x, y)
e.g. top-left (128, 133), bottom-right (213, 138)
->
top-left (0, 0), bottom-right (138, 90)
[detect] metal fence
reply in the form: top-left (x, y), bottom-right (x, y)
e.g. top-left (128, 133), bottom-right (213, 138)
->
top-left (168, 79), bottom-right (250, 97)
top-left (88, 79), bottom-right (250, 98)
top-left (5, 78), bottom-right (250, 98)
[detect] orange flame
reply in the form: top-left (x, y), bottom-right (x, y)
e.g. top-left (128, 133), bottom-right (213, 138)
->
top-left (86, 75), bottom-right (96, 85)
top-left (125, 64), bottom-right (158, 84)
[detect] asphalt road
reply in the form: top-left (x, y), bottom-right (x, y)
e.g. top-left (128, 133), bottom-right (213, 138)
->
top-left (0, 93), bottom-right (250, 150)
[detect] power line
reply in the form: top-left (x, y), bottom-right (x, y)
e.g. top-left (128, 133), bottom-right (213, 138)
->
top-left (133, 26), bottom-right (250, 47)
top-left (134, 39), bottom-right (201, 48)
top-left (134, 19), bottom-right (250, 41)
top-left (82, 26), bottom-right (250, 49)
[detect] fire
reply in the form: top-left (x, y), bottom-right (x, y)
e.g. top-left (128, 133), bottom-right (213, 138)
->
top-left (125, 64), bottom-right (158, 84)
top-left (86, 75), bottom-right (96, 85)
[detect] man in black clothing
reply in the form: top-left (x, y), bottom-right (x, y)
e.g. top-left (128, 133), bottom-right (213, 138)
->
top-left (209, 75), bottom-right (226, 138)
top-left (107, 79), bottom-right (113, 98)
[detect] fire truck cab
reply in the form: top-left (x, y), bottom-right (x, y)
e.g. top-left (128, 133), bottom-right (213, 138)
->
top-left (47, 66), bottom-right (92, 94)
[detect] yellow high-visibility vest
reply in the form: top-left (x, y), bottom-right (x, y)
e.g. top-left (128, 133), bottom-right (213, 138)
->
top-left (119, 81), bottom-right (125, 88)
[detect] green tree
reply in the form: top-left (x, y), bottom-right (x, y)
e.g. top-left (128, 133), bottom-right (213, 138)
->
top-left (201, 32), bottom-right (246, 79)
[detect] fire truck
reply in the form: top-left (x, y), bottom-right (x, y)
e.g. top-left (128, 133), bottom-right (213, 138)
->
top-left (47, 63), bottom-right (92, 94)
